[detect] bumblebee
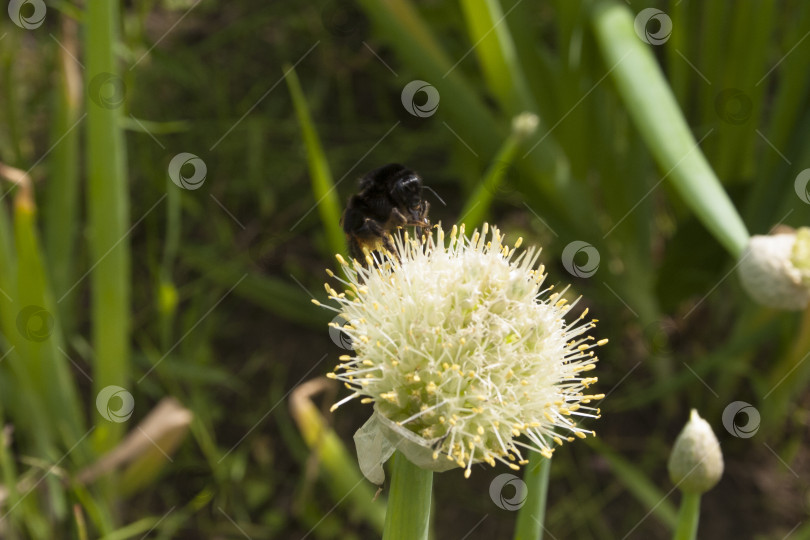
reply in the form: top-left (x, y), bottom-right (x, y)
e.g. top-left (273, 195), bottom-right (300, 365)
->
top-left (341, 163), bottom-right (431, 262)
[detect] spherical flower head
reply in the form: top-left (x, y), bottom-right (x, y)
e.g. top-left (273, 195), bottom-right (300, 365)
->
top-left (316, 224), bottom-right (606, 478)
top-left (668, 409), bottom-right (724, 494)
top-left (737, 227), bottom-right (810, 310)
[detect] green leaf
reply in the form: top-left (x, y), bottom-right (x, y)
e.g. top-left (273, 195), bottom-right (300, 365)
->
top-left (284, 64), bottom-right (347, 259)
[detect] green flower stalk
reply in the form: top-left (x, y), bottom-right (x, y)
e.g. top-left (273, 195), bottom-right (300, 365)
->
top-left (316, 224), bottom-right (606, 479)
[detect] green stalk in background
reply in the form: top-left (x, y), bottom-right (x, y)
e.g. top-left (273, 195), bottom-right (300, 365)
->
top-left (290, 380), bottom-right (386, 532)
top-left (85, 0), bottom-right (131, 451)
top-left (0, 30), bottom-right (23, 165)
top-left (513, 453), bottom-right (551, 540)
top-left (284, 64), bottom-right (347, 259)
top-left (45, 17), bottom-right (82, 333)
top-left (158, 177), bottom-right (181, 349)
top-left (14, 191), bottom-right (85, 451)
top-left (460, 113), bottom-right (538, 229)
top-left (382, 452), bottom-right (433, 540)
top-left (591, 1), bottom-right (750, 258)
top-left (13, 188), bottom-right (87, 527)
top-left (459, 0), bottom-right (536, 116)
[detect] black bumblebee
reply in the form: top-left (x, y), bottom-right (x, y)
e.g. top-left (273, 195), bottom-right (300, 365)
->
top-left (341, 163), bottom-right (431, 262)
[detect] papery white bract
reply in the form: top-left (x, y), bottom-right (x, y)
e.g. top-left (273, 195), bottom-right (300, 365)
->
top-left (315, 224), bottom-right (605, 477)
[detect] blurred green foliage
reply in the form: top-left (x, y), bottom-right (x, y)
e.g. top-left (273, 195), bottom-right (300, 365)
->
top-left (0, 0), bottom-right (808, 538)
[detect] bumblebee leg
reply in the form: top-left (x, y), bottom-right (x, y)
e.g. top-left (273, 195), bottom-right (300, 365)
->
top-left (418, 200), bottom-right (431, 240)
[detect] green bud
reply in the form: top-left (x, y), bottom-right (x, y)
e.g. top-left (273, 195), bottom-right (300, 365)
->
top-left (668, 409), bottom-right (724, 494)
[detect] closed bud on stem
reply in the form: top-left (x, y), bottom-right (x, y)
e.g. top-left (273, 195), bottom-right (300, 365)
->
top-left (668, 409), bottom-right (724, 494)
top-left (511, 112), bottom-right (539, 140)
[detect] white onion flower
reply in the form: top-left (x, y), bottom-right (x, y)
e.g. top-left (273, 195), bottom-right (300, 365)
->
top-left (315, 224), bottom-right (606, 478)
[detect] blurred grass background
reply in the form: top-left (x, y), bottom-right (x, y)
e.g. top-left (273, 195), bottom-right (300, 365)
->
top-left (0, 0), bottom-right (809, 538)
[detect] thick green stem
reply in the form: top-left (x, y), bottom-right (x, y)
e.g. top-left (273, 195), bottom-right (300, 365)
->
top-left (382, 451), bottom-right (433, 540)
top-left (673, 491), bottom-right (701, 540)
top-left (513, 453), bottom-right (551, 540)
top-left (85, 0), bottom-right (130, 451)
top-left (591, 1), bottom-right (749, 258)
